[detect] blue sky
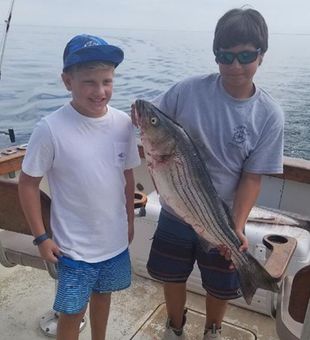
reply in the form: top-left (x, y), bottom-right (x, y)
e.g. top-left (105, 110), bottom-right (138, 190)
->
top-left (0, 0), bottom-right (309, 34)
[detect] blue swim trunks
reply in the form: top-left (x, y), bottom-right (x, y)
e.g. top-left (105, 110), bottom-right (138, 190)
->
top-left (147, 209), bottom-right (242, 300)
top-left (54, 249), bottom-right (131, 314)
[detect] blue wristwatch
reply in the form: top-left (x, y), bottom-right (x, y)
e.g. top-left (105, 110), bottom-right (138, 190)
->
top-left (33, 233), bottom-right (49, 246)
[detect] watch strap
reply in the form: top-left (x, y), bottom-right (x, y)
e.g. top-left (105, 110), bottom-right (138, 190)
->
top-left (33, 233), bottom-right (49, 246)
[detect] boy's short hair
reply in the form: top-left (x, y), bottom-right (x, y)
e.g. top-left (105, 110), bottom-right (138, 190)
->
top-left (64, 61), bottom-right (115, 74)
top-left (63, 34), bottom-right (124, 72)
top-left (213, 8), bottom-right (268, 54)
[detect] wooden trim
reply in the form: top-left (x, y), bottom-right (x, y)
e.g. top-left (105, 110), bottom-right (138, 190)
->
top-left (1, 145), bottom-right (310, 184)
top-left (275, 156), bottom-right (310, 184)
top-left (263, 234), bottom-right (297, 281)
top-left (0, 148), bottom-right (25, 176)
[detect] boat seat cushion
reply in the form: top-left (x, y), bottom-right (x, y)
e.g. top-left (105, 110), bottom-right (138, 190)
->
top-left (276, 265), bottom-right (310, 340)
top-left (0, 179), bottom-right (51, 235)
top-left (289, 265), bottom-right (310, 323)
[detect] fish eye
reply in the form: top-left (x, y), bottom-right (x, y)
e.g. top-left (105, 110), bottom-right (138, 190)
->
top-left (150, 116), bottom-right (159, 126)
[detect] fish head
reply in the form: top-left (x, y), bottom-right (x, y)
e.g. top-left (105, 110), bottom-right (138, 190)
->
top-left (135, 99), bottom-right (177, 159)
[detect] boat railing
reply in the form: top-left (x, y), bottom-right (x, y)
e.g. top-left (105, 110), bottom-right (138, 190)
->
top-left (1, 143), bottom-right (310, 182)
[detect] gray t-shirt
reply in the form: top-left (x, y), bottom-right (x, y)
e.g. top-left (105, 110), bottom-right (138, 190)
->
top-left (153, 73), bottom-right (284, 208)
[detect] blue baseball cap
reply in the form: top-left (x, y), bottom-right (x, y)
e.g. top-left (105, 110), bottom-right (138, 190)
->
top-left (63, 34), bottom-right (124, 71)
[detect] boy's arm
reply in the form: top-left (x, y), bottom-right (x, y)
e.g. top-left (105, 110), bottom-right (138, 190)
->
top-left (18, 171), bottom-right (60, 263)
top-left (218, 171), bottom-right (261, 261)
top-left (124, 169), bottom-right (135, 244)
top-left (232, 171), bottom-right (262, 251)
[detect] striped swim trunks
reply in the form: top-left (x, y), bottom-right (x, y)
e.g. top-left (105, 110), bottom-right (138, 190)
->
top-left (54, 249), bottom-right (131, 314)
top-left (147, 209), bottom-right (242, 300)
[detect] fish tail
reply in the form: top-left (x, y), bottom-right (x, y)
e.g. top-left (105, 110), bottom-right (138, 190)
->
top-left (237, 252), bottom-right (279, 305)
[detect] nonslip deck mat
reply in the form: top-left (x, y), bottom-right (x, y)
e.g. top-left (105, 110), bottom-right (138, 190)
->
top-left (131, 303), bottom-right (256, 340)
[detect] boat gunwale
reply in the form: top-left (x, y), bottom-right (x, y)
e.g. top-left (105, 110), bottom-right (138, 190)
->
top-left (1, 144), bottom-right (310, 184)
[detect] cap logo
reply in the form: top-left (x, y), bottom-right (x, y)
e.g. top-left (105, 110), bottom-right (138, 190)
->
top-left (84, 41), bottom-right (100, 47)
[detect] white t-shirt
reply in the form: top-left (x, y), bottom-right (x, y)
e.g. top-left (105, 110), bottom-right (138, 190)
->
top-left (22, 103), bottom-right (141, 262)
top-left (153, 73), bottom-right (284, 209)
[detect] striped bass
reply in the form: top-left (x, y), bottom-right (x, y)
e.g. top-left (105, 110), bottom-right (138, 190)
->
top-left (135, 99), bottom-right (279, 304)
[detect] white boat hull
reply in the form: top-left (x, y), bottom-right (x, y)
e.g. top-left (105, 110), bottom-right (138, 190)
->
top-left (131, 190), bottom-right (310, 316)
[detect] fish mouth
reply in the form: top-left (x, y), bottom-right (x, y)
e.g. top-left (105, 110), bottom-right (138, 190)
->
top-left (134, 99), bottom-right (144, 126)
top-left (135, 99), bottom-right (154, 127)
top-left (135, 99), bottom-right (147, 116)
top-left (135, 99), bottom-right (144, 109)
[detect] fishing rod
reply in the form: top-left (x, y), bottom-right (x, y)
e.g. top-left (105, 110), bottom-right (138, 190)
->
top-left (0, 0), bottom-right (15, 80)
top-left (0, 128), bottom-right (15, 142)
top-left (0, 0), bottom-right (16, 143)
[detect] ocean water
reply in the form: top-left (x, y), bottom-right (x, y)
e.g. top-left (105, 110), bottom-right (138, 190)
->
top-left (0, 25), bottom-right (309, 160)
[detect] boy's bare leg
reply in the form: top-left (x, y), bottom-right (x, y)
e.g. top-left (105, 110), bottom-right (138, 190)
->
top-left (89, 292), bottom-right (111, 340)
top-left (205, 293), bottom-right (228, 329)
top-left (57, 309), bottom-right (86, 340)
top-left (164, 282), bottom-right (187, 328)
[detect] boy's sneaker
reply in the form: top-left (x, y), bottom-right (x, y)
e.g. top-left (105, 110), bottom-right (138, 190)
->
top-left (203, 323), bottom-right (222, 340)
top-left (165, 308), bottom-right (188, 336)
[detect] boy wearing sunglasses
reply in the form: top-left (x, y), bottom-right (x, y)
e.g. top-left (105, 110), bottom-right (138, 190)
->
top-left (137, 7), bottom-right (284, 340)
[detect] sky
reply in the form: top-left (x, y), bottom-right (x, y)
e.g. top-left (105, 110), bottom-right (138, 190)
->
top-left (0, 0), bottom-right (309, 34)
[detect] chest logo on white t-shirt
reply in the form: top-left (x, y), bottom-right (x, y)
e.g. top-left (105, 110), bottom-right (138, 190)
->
top-left (114, 142), bottom-right (127, 167)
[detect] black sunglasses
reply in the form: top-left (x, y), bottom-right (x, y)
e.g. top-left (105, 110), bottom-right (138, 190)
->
top-left (215, 48), bottom-right (261, 65)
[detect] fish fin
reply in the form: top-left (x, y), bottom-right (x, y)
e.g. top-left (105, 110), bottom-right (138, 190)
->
top-left (196, 235), bottom-right (215, 253)
top-left (237, 252), bottom-right (279, 305)
top-left (221, 200), bottom-right (236, 230)
top-left (191, 137), bottom-right (212, 164)
top-left (150, 174), bottom-right (159, 193)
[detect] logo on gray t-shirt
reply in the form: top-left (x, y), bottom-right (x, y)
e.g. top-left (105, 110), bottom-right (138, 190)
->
top-left (232, 125), bottom-right (248, 144)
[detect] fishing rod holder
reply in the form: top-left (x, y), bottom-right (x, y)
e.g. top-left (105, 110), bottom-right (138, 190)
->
top-left (0, 128), bottom-right (15, 142)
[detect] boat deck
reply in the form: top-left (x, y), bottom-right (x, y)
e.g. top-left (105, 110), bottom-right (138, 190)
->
top-left (0, 264), bottom-right (279, 340)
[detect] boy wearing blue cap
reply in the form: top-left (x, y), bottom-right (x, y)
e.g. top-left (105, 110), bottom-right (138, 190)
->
top-left (19, 34), bottom-right (140, 339)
